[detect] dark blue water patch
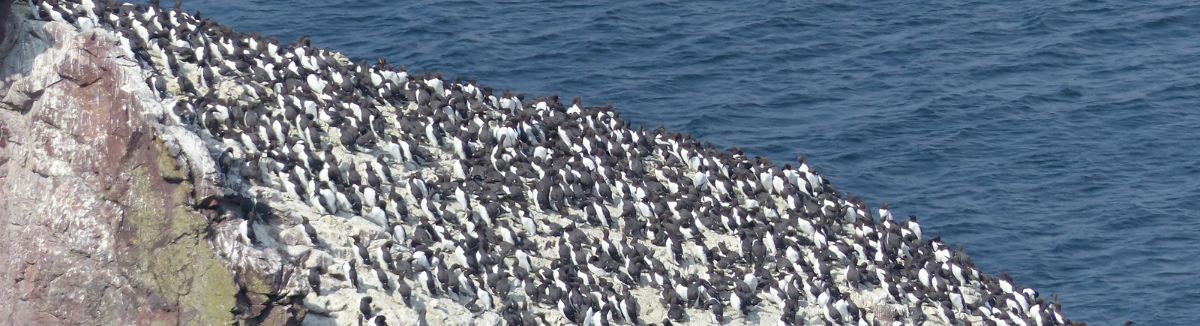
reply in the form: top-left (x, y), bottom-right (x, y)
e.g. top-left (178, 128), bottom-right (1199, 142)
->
top-left (152, 0), bottom-right (1200, 323)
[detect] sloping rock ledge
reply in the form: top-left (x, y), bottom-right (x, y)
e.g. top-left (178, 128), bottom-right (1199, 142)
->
top-left (0, 1), bottom-right (1076, 326)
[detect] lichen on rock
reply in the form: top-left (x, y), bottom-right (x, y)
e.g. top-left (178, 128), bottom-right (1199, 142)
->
top-left (0, 4), bottom-right (289, 325)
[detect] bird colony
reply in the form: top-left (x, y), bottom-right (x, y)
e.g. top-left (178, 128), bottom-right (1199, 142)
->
top-left (28, 1), bottom-right (1076, 325)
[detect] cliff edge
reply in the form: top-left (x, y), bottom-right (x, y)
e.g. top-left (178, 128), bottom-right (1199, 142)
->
top-left (0, 4), bottom-right (297, 325)
top-left (1, 1), bottom-right (1074, 326)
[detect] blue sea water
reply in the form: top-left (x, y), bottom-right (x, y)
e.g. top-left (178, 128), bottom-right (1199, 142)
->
top-left (165, 0), bottom-right (1200, 323)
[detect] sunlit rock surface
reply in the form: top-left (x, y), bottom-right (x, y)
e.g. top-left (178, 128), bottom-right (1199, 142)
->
top-left (0, 1), bottom-right (1072, 325)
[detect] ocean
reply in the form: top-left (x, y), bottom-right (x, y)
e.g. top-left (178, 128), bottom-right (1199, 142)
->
top-left (166, 0), bottom-right (1200, 323)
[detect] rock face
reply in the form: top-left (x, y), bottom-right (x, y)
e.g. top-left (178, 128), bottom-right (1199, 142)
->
top-left (0, 1), bottom-right (10, 42)
top-left (0, 6), bottom-right (294, 326)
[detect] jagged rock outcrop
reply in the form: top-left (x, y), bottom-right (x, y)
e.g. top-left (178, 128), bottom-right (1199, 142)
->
top-left (0, 5), bottom-right (297, 325)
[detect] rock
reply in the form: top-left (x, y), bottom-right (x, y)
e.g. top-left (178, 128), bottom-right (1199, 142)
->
top-left (0, 7), bottom-right (290, 326)
top-left (0, 1), bottom-right (10, 44)
top-left (0, 1), bottom-right (1073, 325)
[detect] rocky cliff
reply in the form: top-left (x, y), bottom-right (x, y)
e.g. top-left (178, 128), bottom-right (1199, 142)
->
top-left (0, 1), bottom-right (1074, 326)
top-left (0, 3), bottom-right (298, 325)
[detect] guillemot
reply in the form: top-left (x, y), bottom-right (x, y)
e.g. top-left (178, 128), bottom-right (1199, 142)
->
top-left (22, 0), bottom-right (1077, 324)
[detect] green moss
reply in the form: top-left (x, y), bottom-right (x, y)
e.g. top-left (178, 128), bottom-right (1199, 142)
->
top-left (244, 269), bottom-right (275, 295)
top-left (179, 246), bottom-right (239, 325)
top-left (170, 205), bottom-right (206, 239)
top-left (122, 141), bottom-right (238, 325)
top-left (154, 139), bottom-right (187, 182)
top-left (127, 167), bottom-right (168, 247)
